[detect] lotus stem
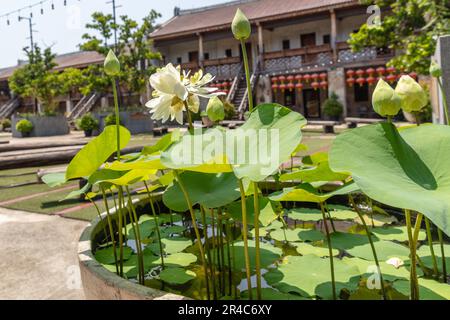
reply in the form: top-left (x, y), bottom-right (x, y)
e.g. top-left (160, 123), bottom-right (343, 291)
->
top-left (201, 206), bottom-right (217, 300)
top-left (117, 187), bottom-right (125, 277)
top-left (184, 102), bottom-right (194, 131)
top-left (143, 181), bottom-right (165, 269)
top-left (225, 219), bottom-right (233, 296)
top-left (101, 187), bottom-right (119, 275)
top-left (111, 78), bottom-right (121, 160)
top-left (253, 182), bottom-right (262, 300)
top-left (320, 202), bottom-right (337, 300)
top-left (438, 228), bottom-right (447, 283)
top-left (174, 170), bottom-right (211, 300)
top-left (238, 179), bottom-right (253, 300)
top-left (405, 209), bottom-right (420, 300)
top-left (349, 195), bottom-right (387, 300)
top-left (240, 39), bottom-right (254, 113)
top-left (424, 217), bottom-right (439, 277)
top-left (126, 187), bottom-right (145, 284)
top-left (412, 213), bottom-right (423, 300)
top-left (437, 78), bottom-right (450, 125)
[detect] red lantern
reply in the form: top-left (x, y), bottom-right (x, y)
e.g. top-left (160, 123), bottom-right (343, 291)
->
top-left (367, 76), bottom-right (376, 86)
top-left (311, 73), bottom-right (319, 81)
top-left (356, 77), bottom-right (366, 87)
top-left (295, 83), bottom-right (304, 91)
top-left (356, 69), bottom-right (365, 77)
top-left (295, 74), bottom-right (303, 83)
top-left (376, 67), bottom-right (385, 76)
top-left (320, 81), bottom-right (328, 89)
top-left (409, 72), bottom-right (418, 80)
top-left (279, 83), bottom-right (287, 92)
top-left (386, 66), bottom-right (396, 74)
top-left (346, 70), bottom-right (355, 78)
top-left (319, 73), bottom-right (327, 80)
top-left (278, 75), bottom-right (286, 84)
top-left (271, 77), bottom-right (278, 84)
top-left (287, 75), bottom-right (295, 83)
top-left (346, 78), bottom-right (355, 87)
top-left (287, 82), bottom-right (295, 92)
top-left (366, 68), bottom-right (375, 76)
top-left (272, 84), bottom-right (279, 92)
top-left (311, 81), bottom-right (320, 91)
top-left (387, 74), bottom-right (397, 83)
top-left (303, 74), bottom-right (311, 83)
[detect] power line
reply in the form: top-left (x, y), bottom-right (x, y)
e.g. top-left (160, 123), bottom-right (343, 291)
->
top-left (106, 0), bottom-right (122, 52)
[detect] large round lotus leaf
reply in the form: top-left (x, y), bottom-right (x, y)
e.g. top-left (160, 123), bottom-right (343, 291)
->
top-left (223, 240), bottom-right (282, 272)
top-left (228, 103), bottom-right (306, 182)
top-left (227, 196), bottom-right (279, 227)
top-left (347, 240), bottom-right (410, 261)
top-left (147, 237), bottom-right (192, 255)
top-left (95, 246), bottom-right (133, 264)
top-left (295, 243), bottom-right (339, 257)
top-left (160, 127), bottom-right (233, 173)
top-left (287, 208), bottom-right (323, 222)
top-left (164, 252), bottom-right (197, 267)
top-left (265, 255), bottom-right (360, 299)
top-left (393, 278), bottom-right (450, 300)
top-left (372, 226), bottom-right (426, 242)
top-left (125, 219), bottom-right (157, 240)
top-left (102, 250), bottom-right (161, 278)
top-left (329, 123), bottom-right (450, 236)
top-left (163, 172), bottom-right (240, 212)
top-left (241, 288), bottom-right (307, 300)
top-left (342, 257), bottom-right (410, 282)
top-left (159, 267), bottom-right (196, 285)
top-left (354, 213), bottom-right (398, 227)
top-left (269, 182), bottom-right (359, 203)
top-left (330, 232), bottom-right (374, 251)
top-left (269, 227), bottom-right (324, 243)
top-left (417, 244), bottom-right (450, 273)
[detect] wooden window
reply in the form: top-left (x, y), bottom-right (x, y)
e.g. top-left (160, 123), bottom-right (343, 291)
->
top-left (188, 51), bottom-right (199, 62)
top-left (300, 33), bottom-right (316, 47)
top-left (176, 57), bottom-right (182, 64)
top-left (204, 53), bottom-right (210, 60)
top-left (282, 40), bottom-right (290, 50)
top-left (225, 49), bottom-right (232, 58)
top-left (323, 34), bottom-right (331, 44)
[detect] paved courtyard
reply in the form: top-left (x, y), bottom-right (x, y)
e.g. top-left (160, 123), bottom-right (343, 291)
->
top-left (0, 207), bottom-right (87, 300)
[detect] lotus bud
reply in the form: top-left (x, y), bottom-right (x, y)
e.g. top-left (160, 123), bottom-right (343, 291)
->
top-left (372, 79), bottom-right (401, 117)
top-left (232, 9), bottom-right (251, 41)
top-left (395, 75), bottom-right (428, 113)
top-left (430, 60), bottom-right (442, 78)
top-left (104, 50), bottom-right (120, 76)
top-left (206, 97), bottom-right (225, 122)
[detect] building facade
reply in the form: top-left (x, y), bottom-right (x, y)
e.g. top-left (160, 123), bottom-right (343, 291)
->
top-left (151, 0), bottom-right (404, 120)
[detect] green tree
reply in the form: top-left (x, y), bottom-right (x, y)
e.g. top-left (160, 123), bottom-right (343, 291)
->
top-left (348, 0), bottom-right (450, 74)
top-left (80, 11), bottom-right (162, 98)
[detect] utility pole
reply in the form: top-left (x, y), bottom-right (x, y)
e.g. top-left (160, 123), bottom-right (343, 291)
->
top-left (18, 16), bottom-right (35, 52)
top-left (107, 0), bottom-right (121, 52)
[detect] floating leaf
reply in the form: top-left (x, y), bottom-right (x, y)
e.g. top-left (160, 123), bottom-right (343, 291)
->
top-left (295, 243), bottom-right (339, 257)
top-left (354, 214), bottom-right (398, 227)
top-left (164, 252), bottom-right (197, 267)
top-left (372, 226), bottom-right (426, 242)
top-left (153, 237), bottom-right (192, 255)
top-left (163, 172), bottom-right (240, 212)
top-left (265, 255), bottom-right (360, 299)
top-left (159, 267), bottom-right (196, 285)
top-left (342, 257), bottom-right (411, 282)
top-left (330, 232), bottom-right (375, 251)
top-left (66, 126), bottom-right (131, 180)
top-left (241, 288), bottom-right (307, 300)
top-left (417, 244), bottom-right (450, 273)
top-left (95, 246), bottom-right (133, 264)
top-left (347, 240), bottom-right (410, 261)
top-left (393, 278), bottom-right (450, 300)
top-left (329, 123), bottom-right (450, 236)
top-left (287, 208), bottom-right (323, 222)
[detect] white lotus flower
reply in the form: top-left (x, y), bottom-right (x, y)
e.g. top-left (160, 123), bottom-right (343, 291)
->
top-left (386, 257), bottom-right (404, 269)
top-left (146, 64), bottom-right (222, 125)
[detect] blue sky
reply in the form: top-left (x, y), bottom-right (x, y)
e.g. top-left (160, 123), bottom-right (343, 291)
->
top-left (0, 0), bottom-right (226, 68)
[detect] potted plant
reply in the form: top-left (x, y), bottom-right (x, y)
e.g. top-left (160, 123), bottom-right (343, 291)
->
top-left (323, 92), bottom-right (344, 121)
top-left (0, 118), bottom-right (11, 132)
top-left (76, 113), bottom-right (99, 137)
top-left (104, 113), bottom-right (124, 127)
top-left (15, 119), bottom-right (33, 138)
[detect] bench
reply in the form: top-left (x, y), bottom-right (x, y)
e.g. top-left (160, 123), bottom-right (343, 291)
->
top-left (153, 127), bottom-right (168, 137)
top-left (307, 121), bottom-right (340, 134)
top-left (345, 117), bottom-right (383, 129)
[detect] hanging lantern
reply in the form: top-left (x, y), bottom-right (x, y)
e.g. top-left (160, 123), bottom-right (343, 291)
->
top-left (346, 78), bottom-right (355, 87)
top-left (366, 76), bottom-right (376, 86)
top-left (295, 74), bottom-right (303, 84)
top-left (356, 69), bottom-right (365, 78)
top-left (279, 83), bottom-right (287, 92)
top-left (376, 67), bottom-right (385, 76)
top-left (287, 82), bottom-right (295, 92)
top-left (271, 77), bottom-right (279, 84)
top-left (356, 77), bottom-right (366, 87)
top-left (409, 72), bottom-right (418, 80)
top-left (366, 68), bottom-right (375, 76)
top-left (295, 82), bottom-right (304, 91)
top-left (311, 81), bottom-right (320, 91)
top-left (320, 81), bottom-right (328, 90)
top-left (346, 70), bottom-right (355, 78)
top-left (386, 66), bottom-right (396, 74)
top-left (272, 83), bottom-right (279, 93)
top-left (319, 73), bottom-right (327, 82)
top-left (287, 75), bottom-right (295, 83)
top-left (386, 74), bottom-right (397, 84)
top-left (278, 75), bottom-right (286, 84)
top-left (303, 74), bottom-right (311, 83)
top-left (311, 73), bottom-right (319, 81)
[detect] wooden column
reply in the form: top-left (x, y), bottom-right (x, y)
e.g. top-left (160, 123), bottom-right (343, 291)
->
top-left (330, 9), bottom-right (338, 62)
top-left (257, 23), bottom-right (264, 65)
top-left (198, 33), bottom-right (204, 68)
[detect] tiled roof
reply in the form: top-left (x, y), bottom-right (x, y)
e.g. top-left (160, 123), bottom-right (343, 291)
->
top-left (0, 51), bottom-right (104, 81)
top-left (151, 0), bottom-right (358, 39)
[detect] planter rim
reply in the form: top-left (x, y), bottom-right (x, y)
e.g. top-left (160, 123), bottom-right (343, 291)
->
top-left (77, 197), bottom-right (189, 300)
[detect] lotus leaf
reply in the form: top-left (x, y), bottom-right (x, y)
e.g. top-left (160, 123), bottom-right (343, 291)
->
top-left (159, 267), bottom-right (196, 285)
top-left (295, 243), bottom-right (339, 257)
top-left (393, 278), bottom-right (450, 300)
top-left (95, 246), bottom-right (133, 264)
top-left (227, 196), bottom-right (279, 227)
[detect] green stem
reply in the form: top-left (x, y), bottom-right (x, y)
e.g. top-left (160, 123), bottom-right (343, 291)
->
top-left (240, 39), bottom-right (254, 113)
top-left (185, 102), bottom-right (194, 131)
top-left (349, 195), bottom-right (387, 300)
top-left (253, 182), bottom-right (262, 300)
top-left (209, 208), bottom-right (218, 299)
top-left (117, 187), bottom-right (124, 277)
top-left (405, 210), bottom-right (418, 300)
top-left (174, 170), bottom-right (210, 300)
top-left (425, 217), bottom-right (439, 277)
top-left (412, 213), bottom-right (423, 300)
top-left (111, 78), bottom-right (121, 160)
top-left (101, 187), bottom-right (119, 275)
top-left (126, 188), bottom-right (145, 284)
top-left (201, 207), bottom-right (216, 300)
top-left (143, 181), bottom-right (165, 269)
top-left (437, 78), bottom-right (450, 125)
top-left (238, 179), bottom-right (253, 300)
top-left (225, 219), bottom-right (233, 297)
top-left (438, 228), bottom-right (447, 283)
top-left (320, 202), bottom-right (337, 300)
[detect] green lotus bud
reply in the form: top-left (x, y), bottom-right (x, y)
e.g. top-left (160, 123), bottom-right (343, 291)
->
top-left (430, 60), bottom-right (442, 78)
top-left (206, 97), bottom-right (225, 122)
top-left (104, 50), bottom-right (120, 76)
top-left (372, 79), bottom-right (401, 117)
top-left (232, 9), bottom-right (251, 41)
top-left (395, 75), bottom-right (428, 113)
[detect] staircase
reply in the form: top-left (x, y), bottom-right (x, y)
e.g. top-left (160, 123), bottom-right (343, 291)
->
top-left (67, 92), bottom-right (101, 121)
top-left (237, 62), bottom-right (261, 119)
top-left (0, 97), bottom-right (20, 119)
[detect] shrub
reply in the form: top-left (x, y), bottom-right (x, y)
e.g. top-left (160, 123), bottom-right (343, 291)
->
top-left (323, 92), bottom-right (344, 120)
top-left (223, 100), bottom-right (236, 120)
top-left (1, 118), bottom-right (11, 130)
top-left (76, 113), bottom-right (99, 132)
top-left (104, 113), bottom-right (124, 126)
top-left (16, 119), bottom-right (33, 133)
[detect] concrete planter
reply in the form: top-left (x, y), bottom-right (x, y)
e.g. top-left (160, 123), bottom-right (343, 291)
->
top-left (77, 198), bottom-right (188, 300)
top-left (93, 112), bottom-right (153, 136)
top-left (12, 115), bottom-right (70, 138)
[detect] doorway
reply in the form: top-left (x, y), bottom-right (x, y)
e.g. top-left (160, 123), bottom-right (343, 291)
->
top-left (303, 89), bottom-right (321, 118)
top-left (188, 51), bottom-right (199, 64)
top-left (300, 33), bottom-right (316, 47)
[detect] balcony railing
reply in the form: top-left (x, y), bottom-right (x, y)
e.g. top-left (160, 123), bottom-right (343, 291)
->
top-left (203, 57), bottom-right (241, 80)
